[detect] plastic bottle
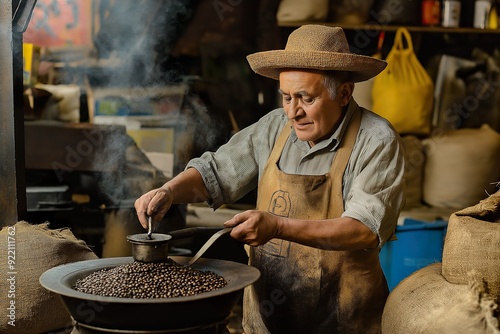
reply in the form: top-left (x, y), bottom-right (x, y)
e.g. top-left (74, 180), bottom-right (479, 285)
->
top-left (442, 0), bottom-right (462, 27)
top-left (474, 0), bottom-right (493, 28)
top-left (422, 0), bottom-right (442, 26)
top-left (487, 0), bottom-right (499, 28)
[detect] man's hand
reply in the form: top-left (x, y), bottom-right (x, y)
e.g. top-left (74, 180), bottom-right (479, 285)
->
top-left (134, 186), bottom-right (174, 229)
top-left (223, 210), bottom-right (283, 246)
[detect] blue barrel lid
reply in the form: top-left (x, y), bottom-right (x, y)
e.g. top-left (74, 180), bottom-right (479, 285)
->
top-left (396, 218), bottom-right (448, 231)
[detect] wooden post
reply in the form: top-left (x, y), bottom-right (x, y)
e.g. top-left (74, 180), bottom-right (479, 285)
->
top-left (0, 0), bottom-right (27, 227)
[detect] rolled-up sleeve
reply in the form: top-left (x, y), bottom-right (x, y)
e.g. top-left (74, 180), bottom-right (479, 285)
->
top-left (187, 136), bottom-right (258, 208)
top-left (342, 119), bottom-right (406, 248)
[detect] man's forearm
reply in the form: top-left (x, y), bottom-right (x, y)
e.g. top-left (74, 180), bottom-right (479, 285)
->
top-left (161, 167), bottom-right (211, 204)
top-left (276, 216), bottom-right (379, 251)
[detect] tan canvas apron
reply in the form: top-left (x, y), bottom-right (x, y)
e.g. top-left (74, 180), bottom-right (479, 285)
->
top-left (243, 109), bottom-right (388, 334)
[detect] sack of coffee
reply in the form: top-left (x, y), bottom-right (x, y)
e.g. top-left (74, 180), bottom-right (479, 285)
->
top-left (422, 124), bottom-right (500, 209)
top-left (276, 0), bottom-right (329, 22)
top-left (382, 263), bottom-right (500, 334)
top-left (442, 189), bottom-right (500, 301)
top-left (0, 221), bottom-right (98, 334)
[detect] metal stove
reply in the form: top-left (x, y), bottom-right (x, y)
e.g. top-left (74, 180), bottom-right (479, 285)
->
top-left (70, 319), bottom-right (230, 334)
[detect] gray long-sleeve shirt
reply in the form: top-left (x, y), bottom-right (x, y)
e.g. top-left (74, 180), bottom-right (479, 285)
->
top-left (187, 99), bottom-right (406, 246)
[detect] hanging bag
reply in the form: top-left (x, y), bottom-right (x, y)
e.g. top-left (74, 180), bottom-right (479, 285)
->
top-left (372, 28), bottom-right (434, 135)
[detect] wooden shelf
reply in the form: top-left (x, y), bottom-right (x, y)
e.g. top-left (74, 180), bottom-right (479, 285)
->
top-left (277, 21), bottom-right (500, 34)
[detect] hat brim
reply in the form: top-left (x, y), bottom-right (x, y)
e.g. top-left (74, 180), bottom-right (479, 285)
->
top-left (247, 50), bottom-right (387, 83)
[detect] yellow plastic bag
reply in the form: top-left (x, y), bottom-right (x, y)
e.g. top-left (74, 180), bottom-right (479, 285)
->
top-left (372, 28), bottom-right (434, 135)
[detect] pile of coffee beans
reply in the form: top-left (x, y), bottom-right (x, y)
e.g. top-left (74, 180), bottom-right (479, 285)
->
top-left (73, 258), bottom-right (227, 299)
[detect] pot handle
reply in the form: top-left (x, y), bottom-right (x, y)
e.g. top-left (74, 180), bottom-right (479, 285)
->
top-left (168, 227), bottom-right (225, 240)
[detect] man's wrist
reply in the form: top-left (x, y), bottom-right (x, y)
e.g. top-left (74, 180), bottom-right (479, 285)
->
top-left (276, 216), bottom-right (287, 239)
top-left (159, 184), bottom-right (175, 202)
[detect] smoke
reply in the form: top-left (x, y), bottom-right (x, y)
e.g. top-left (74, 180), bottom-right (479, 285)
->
top-left (86, 0), bottom-right (194, 203)
top-left (180, 89), bottom-right (230, 156)
top-left (92, 0), bottom-right (194, 87)
top-left (87, 1), bottom-right (234, 206)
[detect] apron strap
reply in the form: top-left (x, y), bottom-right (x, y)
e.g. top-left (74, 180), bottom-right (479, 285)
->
top-left (329, 108), bottom-right (362, 217)
top-left (267, 121), bottom-right (292, 165)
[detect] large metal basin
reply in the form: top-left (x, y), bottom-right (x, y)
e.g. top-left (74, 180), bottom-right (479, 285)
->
top-left (39, 256), bottom-right (259, 331)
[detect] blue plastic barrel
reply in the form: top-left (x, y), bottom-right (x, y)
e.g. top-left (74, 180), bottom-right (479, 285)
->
top-left (379, 218), bottom-right (448, 291)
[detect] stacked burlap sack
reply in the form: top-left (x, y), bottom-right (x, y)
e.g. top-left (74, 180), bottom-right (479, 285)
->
top-left (382, 190), bottom-right (500, 334)
top-left (0, 222), bottom-right (97, 334)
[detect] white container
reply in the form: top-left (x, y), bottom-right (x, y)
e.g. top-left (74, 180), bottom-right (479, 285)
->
top-left (442, 1), bottom-right (462, 27)
top-left (474, 0), bottom-right (492, 28)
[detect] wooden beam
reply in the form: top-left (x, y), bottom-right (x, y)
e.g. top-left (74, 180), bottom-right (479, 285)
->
top-left (0, 0), bottom-right (27, 227)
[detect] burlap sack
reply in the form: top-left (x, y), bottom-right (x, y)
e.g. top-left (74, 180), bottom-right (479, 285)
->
top-left (382, 263), bottom-right (468, 333)
top-left (421, 278), bottom-right (500, 334)
top-left (402, 135), bottom-right (425, 209)
top-left (442, 189), bottom-right (500, 301)
top-left (328, 0), bottom-right (374, 25)
top-left (276, 0), bottom-right (329, 23)
top-left (422, 124), bottom-right (500, 209)
top-left (382, 263), bottom-right (500, 334)
top-left (0, 221), bottom-right (98, 334)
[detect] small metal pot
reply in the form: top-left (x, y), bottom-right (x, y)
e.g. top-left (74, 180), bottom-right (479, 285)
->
top-left (126, 233), bottom-right (172, 262)
top-left (126, 227), bottom-right (225, 263)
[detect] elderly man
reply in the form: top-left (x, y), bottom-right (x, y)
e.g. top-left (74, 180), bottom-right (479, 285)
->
top-left (135, 25), bottom-right (405, 333)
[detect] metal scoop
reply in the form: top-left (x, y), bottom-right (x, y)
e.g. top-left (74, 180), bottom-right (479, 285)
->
top-left (188, 227), bottom-right (232, 266)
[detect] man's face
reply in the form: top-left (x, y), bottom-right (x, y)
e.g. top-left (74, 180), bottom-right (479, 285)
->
top-left (279, 70), bottom-right (350, 146)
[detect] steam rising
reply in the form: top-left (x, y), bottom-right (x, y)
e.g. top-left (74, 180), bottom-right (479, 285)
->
top-left (92, 0), bottom-right (193, 87)
top-left (87, 1), bottom-right (228, 203)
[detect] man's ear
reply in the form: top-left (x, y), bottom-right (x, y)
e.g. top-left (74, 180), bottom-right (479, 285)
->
top-left (339, 82), bottom-right (354, 106)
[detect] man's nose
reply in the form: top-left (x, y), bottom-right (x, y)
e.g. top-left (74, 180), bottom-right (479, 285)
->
top-left (287, 99), bottom-right (303, 119)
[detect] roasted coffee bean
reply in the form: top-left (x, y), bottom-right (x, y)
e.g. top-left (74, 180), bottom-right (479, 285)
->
top-left (73, 258), bottom-right (227, 299)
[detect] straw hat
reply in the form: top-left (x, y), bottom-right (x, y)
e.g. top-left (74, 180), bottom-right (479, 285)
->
top-left (247, 25), bottom-right (387, 82)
